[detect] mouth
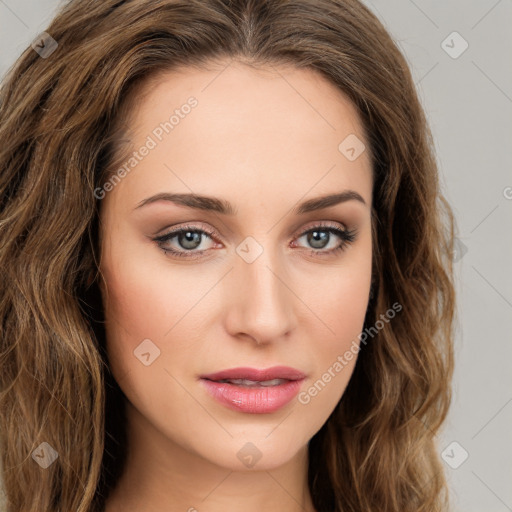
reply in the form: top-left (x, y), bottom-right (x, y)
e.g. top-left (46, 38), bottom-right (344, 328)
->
top-left (207, 377), bottom-right (291, 387)
top-left (199, 366), bottom-right (306, 414)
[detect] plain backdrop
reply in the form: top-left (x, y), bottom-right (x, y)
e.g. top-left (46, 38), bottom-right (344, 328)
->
top-left (1, 1), bottom-right (511, 511)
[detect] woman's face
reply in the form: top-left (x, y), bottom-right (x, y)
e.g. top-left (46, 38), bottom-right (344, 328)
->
top-left (98, 60), bottom-right (373, 472)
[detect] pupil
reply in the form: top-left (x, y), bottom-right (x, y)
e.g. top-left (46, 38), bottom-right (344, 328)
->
top-left (176, 230), bottom-right (330, 251)
top-left (308, 230), bottom-right (329, 249)
top-left (180, 231), bottom-right (201, 250)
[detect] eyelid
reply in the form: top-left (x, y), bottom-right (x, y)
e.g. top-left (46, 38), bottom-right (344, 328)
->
top-left (153, 222), bottom-right (219, 240)
top-left (154, 220), bottom-right (349, 243)
top-left (152, 219), bottom-right (356, 258)
top-left (293, 219), bottom-right (348, 237)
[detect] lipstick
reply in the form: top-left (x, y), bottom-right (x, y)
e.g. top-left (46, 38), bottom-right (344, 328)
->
top-left (199, 366), bottom-right (306, 414)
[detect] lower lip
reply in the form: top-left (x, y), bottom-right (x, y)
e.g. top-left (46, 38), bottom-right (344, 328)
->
top-left (200, 378), bottom-right (304, 414)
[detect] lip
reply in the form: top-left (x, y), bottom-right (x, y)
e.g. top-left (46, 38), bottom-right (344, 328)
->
top-left (199, 366), bottom-right (306, 414)
top-left (200, 366), bottom-right (306, 382)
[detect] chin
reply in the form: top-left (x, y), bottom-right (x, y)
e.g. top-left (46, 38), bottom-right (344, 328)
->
top-left (189, 429), bottom-right (310, 472)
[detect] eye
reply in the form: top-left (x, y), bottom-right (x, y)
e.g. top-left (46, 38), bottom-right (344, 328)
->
top-left (153, 223), bottom-right (218, 259)
top-left (152, 221), bottom-right (357, 259)
top-left (292, 221), bottom-right (357, 256)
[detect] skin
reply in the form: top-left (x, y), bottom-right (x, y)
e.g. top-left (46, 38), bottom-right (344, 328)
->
top-left (99, 59), bottom-right (373, 512)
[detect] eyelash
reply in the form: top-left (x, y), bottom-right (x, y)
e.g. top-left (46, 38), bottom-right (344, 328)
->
top-left (153, 222), bottom-right (358, 260)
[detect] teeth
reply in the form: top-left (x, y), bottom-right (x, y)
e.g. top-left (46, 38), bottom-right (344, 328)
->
top-left (218, 378), bottom-right (287, 387)
top-left (258, 378), bottom-right (287, 387)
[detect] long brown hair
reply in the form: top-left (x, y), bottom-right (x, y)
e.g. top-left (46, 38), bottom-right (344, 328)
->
top-left (0, 1), bottom-right (456, 510)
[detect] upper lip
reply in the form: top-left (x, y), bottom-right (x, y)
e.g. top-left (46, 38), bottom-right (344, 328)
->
top-left (200, 366), bottom-right (306, 382)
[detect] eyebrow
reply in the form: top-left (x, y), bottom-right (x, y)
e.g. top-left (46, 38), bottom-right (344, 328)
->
top-left (134, 190), bottom-right (366, 215)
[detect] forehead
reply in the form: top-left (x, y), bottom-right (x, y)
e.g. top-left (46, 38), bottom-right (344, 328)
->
top-left (103, 60), bottom-right (372, 214)
top-left (130, 60), bottom-right (367, 144)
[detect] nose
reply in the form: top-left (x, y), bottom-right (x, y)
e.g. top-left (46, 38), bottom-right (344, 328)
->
top-left (223, 246), bottom-right (298, 346)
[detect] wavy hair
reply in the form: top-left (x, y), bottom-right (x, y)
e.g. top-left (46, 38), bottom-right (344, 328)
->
top-left (0, 0), bottom-right (456, 510)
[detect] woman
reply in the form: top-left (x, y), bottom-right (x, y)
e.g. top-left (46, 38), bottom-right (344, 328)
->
top-left (0, 1), bottom-right (456, 511)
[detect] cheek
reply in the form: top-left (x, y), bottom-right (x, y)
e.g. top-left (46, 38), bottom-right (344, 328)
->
top-left (99, 233), bottom-right (168, 381)
top-left (99, 254), bottom-right (207, 437)
top-left (99, 237), bottom-right (223, 398)
top-left (100, 256), bottom-right (185, 369)
top-left (294, 290), bottom-right (368, 437)
top-left (299, 232), bottom-right (372, 345)
top-left (294, 250), bottom-right (372, 420)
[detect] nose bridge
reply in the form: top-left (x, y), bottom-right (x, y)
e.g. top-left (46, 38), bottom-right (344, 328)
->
top-left (224, 240), bottom-right (297, 343)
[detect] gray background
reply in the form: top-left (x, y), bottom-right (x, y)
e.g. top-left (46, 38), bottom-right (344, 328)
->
top-left (1, 1), bottom-right (511, 511)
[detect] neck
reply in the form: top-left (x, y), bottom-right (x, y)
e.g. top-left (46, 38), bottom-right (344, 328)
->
top-left (104, 400), bottom-right (317, 512)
